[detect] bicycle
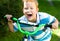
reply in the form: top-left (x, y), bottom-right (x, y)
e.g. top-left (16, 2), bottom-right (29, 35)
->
top-left (4, 16), bottom-right (52, 41)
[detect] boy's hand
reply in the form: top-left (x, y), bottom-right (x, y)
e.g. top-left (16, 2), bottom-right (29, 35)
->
top-left (5, 14), bottom-right (13, 22)
top-left (51, 19), bottom-right (59, 29)
top-left (5, 14), bottom-right (14, 32)
top-left (52, 23), bottom-right (58, 29)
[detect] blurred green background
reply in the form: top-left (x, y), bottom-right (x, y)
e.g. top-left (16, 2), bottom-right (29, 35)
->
top-left (0, 0), bottom-right (60, 41)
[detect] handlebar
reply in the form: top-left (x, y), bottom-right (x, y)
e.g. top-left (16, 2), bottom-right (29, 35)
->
top-left (4, 16), bottom-right (52, 37)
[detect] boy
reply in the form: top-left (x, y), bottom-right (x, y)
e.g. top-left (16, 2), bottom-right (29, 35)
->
top-left (5, 0), bottom-right (59, 41)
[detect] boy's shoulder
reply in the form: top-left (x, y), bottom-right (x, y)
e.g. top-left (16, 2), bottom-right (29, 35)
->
top-left (18, 15), bottom-right (28, 23)
top-left (18, 15), bottom-right (26, 20)
top-left (38, 12), bottom-right (50, 16)
top-left (38, 12), bottom-right (50, 19)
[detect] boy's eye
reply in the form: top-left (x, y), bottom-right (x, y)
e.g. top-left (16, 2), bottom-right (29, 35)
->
top-left (31, 8), bottom-right (33, 9)
top-left (24, 8), bottom-right (28, 10)
top-left (24, 8), bottom-right (33, 10)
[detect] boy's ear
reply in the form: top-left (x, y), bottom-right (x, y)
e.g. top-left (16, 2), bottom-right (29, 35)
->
top-left (37, 7), bottom-right (39, 12)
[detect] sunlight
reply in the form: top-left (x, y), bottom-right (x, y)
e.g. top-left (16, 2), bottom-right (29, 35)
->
top-left (52, 29), bottom-right (60, 37)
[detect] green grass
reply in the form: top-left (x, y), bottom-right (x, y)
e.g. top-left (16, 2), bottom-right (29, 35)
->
top-left (0, 31), bottom-right (24, 41)
top-left (52, 29), bottom-right (60, 36)
top-left (51, 29), bottom-right (60, 41)
top-left (0, 1), bottom-right (60, 41)
top-left (38, 0), bottom-right (60, 21)
top-left (0, 27), bottom-right (60, 41)
top-left (51, 34), bottom-right (60, 41)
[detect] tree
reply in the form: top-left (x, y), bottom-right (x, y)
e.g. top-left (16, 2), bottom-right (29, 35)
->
top-left (0, 0), bottom-right (23, 35)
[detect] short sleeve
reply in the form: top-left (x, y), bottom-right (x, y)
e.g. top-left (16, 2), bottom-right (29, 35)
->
top-left (48, 15), bottom-right (56, 24)
top-left (38, 12), bottom-right (56, 24)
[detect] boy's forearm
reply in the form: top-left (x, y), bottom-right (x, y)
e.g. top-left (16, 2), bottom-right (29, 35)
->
top-left (8, 21), bottom-right (14, 32)
top-left (5, 14), bottom-right (14, 32)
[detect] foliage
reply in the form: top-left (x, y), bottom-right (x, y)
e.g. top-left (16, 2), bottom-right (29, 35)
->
top-left (0, 0), bottom-right (23, 31)
top-left (0, 0), bottom-right (60, 41)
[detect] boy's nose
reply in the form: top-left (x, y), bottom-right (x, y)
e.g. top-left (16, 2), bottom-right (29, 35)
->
top-left (27, 8), bottom-right (31, 12)
top-left (27, 10), bottom-right (31, 14)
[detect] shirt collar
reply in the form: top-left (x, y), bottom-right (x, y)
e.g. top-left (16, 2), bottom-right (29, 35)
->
top-left (20, 12), bottom-right (40, 25)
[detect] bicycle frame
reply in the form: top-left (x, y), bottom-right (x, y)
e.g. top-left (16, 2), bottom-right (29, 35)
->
top-left (4, 16), bottom-right (52, 41)
top-left (12, 17), bottom-right (45, 36)
top-left (12, 17), bottom-right (46, 41)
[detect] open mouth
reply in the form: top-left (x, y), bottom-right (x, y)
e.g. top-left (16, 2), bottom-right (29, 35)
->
top-left (27, 14), bottom-right (32, 18)
top-left (27, 14), bottom-right (32, 16)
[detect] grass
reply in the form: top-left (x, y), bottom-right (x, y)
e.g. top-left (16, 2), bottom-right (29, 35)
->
top-left (52, 29), bottom-right (60, 37)
top-left (0, 27), bottom-right (60, 41)
top-left (51, 29), bottom-right (60, 41)
top-left (51, 34), bottom-right (60, 41)
top-left (0, 1), bottom-right (60, 41)
top-left (38, 0), bottom-right (60, 21)
top-left (0, 31), bottom-right (24, 41)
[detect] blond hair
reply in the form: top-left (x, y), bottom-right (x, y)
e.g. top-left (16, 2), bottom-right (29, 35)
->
top-left (22, 0), bottom-right (38, 7)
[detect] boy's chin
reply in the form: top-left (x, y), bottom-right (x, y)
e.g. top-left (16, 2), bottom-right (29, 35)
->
top-left (28, 19), bottom-right (33, 22)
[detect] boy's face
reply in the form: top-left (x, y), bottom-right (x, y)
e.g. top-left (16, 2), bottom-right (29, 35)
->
top-left (23, 2), bottom-right (38, 22)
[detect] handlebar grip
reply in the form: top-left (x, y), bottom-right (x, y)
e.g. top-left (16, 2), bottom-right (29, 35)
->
top-left (42, 24), bottom-right (52, 31)
top-left (4, 16), bottom-right (17, 22)
top-left (11, 17), bottom-right (17, 22)
top-left (45, 24), bottom-right (52, 28)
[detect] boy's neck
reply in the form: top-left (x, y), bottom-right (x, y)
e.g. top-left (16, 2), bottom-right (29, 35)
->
top-left (29, 20), bottom-right (36, 23)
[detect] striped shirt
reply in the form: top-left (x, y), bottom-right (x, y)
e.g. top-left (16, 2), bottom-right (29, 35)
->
top-left (13, 12), bottom-right (56, 41)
